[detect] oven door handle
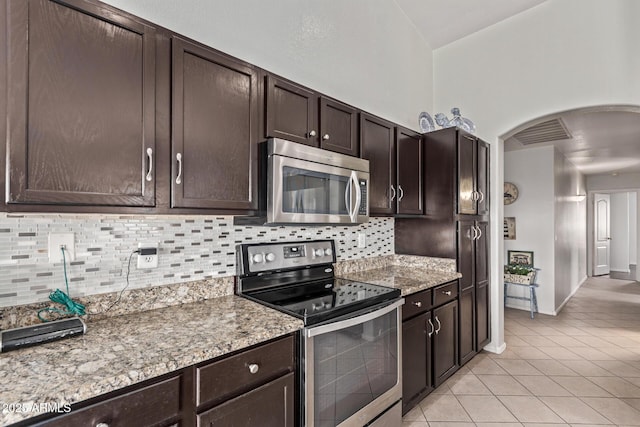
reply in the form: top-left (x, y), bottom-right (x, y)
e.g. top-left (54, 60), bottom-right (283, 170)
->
top-left (306, 299), bottom-right (404, 338)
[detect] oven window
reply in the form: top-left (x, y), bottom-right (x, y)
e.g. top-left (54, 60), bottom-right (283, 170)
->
top-left (282, 167), bottom-right (349, 215)
top-left (312, 309), bottom-right (398, 426)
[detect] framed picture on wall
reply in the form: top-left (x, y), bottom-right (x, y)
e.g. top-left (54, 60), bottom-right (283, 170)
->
top-left (504, 217), bottom-right (516, 240)
top-left (508, 250), bottom-right (534, 267)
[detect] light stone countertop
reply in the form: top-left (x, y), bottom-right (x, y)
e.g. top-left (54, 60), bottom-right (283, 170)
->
top-left (0, 295), bottom-right (303, 426)
top-left (340, 266), bottom-right (462, 296)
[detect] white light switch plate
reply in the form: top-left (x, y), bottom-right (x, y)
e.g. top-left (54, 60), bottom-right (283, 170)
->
top-left (357, 233), bottom-right (366, 248)
top-left (48, 233), bottom-right (75, 263)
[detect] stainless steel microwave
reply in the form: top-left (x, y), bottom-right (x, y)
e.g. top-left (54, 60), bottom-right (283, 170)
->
top-left (265, 138), bottom-right (369, 225)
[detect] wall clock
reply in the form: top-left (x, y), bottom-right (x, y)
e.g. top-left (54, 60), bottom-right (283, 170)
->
top-left (504, 182), bottom-right (519, 205)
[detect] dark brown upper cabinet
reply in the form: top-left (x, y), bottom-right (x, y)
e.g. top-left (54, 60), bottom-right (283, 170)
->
top-left (395, 127), bottom-right (423, 215)
top-left (458, 133), bottom-right (489, 216)
top-left (6, 0), bottom-right (156, 206)
top-left (265, 75), bottom-right (317, 146)
top-left (319, 97), bottom-right (359, 156)
top-left (171, 37), bottom-right (259, 210)
top-left (360, 113), bottom-right (395, 215)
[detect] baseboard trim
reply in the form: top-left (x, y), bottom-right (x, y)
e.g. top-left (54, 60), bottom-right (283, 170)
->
top-left (610, 269), bottom-right (631, 273)
top-left (483, 341), bottom-right (506, 354)
top-left (554, 275), bottom-right (588, 315)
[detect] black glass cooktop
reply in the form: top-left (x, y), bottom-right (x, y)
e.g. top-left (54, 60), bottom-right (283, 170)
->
top-left (244, 278), bottom-right (401, 326)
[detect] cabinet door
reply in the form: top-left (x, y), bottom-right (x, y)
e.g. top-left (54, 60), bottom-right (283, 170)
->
top-left (457, 133), bottom-right (477, 215)
top-left (459, 287), bottom-right (476, 366)
top-left (319, 97), bottom-right (358, 156)
top-left (475, 221), bottom-right (489, 288)
top-left (197, 373), bottom-right (295, 427)
top-left (477, 140), bottom-right (490, 216)
top-left (476, 221), bottom-right (490, 348)
top-left (396, 127), bottom-right (423, 215)
top-left (360, 113), bottom-right (395, 215)
top-left (265, 76), bottom-right (317, 146)
top-left (7, 0), bottom-right (156, 206)
top-left (433, 300), bottom-right (459, 386)
top-left (457, 221), bottom-right (475, 291)
top-left (402, 312), bottom-right (431, 413)
top-left (171, 37), bottom-right (259, 210)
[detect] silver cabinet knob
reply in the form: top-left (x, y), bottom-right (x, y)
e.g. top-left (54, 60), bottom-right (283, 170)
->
top-left (443, 290), bottom-right (452, 296)
top-left (322, 133), bottom-right (330, 141)
top-left (309, 130), bottom-right (317, 137)
top-left (248, 363), bottom-right (259, 374)
top-left (96, 423), bottom-right (110, 427)
top-left (412, 301), bottom-right (422, 307)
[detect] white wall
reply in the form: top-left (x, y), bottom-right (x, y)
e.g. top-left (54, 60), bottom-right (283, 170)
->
top-left (553, 149), bottom-right (587, 311)
top-left (101, 0), bottom-right (433, 130)
top-left (610, 193), bottom-right (630, 271)
top-left (504, 146), bottom-right (555, 315)
top-left (434, 0), bottom-right (639, 351)
top-left (631, 192), bottom-right (638, 265)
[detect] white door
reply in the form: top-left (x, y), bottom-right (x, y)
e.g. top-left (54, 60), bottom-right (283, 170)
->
top-left (594, 193), bottom-right (611, 276)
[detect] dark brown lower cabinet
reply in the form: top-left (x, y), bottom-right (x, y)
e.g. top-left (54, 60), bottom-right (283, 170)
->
top-left (402, 282), bottom-right (459, 415)
top-left (198, 372), bottom-right (295, 427)
top-left (477, 281), bottom-right (490, 348)
top-left (459, 286), bottom-right (476, 366)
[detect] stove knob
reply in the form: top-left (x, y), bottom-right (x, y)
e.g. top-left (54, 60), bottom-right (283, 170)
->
top-left (252, 253), bottom-right (264, 263)
top-left (314, 248), bottom-right (325, 257)
top-left (324, 248), bottom-right (333, 256)
top-left (312, 303), bottom-right (322, 311)
top-left (265, 253), bottom-right (276, 262)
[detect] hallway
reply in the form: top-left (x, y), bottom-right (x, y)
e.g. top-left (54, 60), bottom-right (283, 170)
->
top-left (403, 277), bottom-right (640, 426)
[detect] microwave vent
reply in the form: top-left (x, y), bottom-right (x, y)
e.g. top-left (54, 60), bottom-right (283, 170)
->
top-left (512, 118), bottom-right (572, 145)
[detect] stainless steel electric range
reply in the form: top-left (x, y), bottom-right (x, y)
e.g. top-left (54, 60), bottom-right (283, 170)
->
top-left (236, 239), bottom-right (403, 427)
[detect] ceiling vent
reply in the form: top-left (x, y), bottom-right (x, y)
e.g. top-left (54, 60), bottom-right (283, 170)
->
top-left (512, 118), bottom-right (572, 145)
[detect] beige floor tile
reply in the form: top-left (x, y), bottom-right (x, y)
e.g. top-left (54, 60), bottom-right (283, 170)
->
top-left (527, 359), bottom-right (578, 376)
top-left (469, 357), bottom-right (509, 375)
top-left (489, 348), bottom-right (524, 359)
top-left (447, 372), bottom-right (492, 395)
top-left (514, 375), bottom-right (572, 396)
top-left (506, 336), bottom-right (532, 347)
top-left (559, 360), bottom-right (614, 377)
top-left (510, 346), bottom-right (552, 360)
top-left (593, 360), bottom-right (640, 377)
top-left (498, 396), bottom-right (564, 423)
top-left (573, 347), bottom-right (617, 361)
top-left (477, 375), bottom-right (531, 396)
top-left (523, 424), bottom-right (569, 427)
top-left (547, 335), bottom-right (586, 347)
top-left (419, 394), bottom-right (471, 422)
top-left (495, 359), bottom-right (543, 376)
top-left (622, 398), bottom-right (640, 411)
top-left (573, 335), bottom-right (616, 347)
top-left (537, 346), bottom-right (583, 360)
top-left (539, 396), bottom-right (611, 424)
top-left (426, 423), bottom-right (475, 427)
top-left (402, 422), bottom-right (429, 427)
top-left (476, 424), bottom-right (524, 427)
top-left (549, 376), bottom-right (612, 397)
top-left (403, 406), bottom-right (426, 421)
top-left (456, 395), bottom-right (518, 423)
top-left (581, 397), bottom-right (640, 425)
top-left (518, 335), bottom-right (558, 347)
top-left (587, 376), bottom-right (640, 398)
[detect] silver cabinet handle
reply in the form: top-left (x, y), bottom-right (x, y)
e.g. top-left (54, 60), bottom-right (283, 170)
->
top-left (477, 190), bottom-right (484, 203)
top-left (309, 130), bottom-right (317, 137)
top-left (476, 225), bottom-right (482, 240)
top-left (435, 316), bottom-right (441, 334)
top-left (390, 185), bottom-right (396, 201)
top-left (442, 290), bottom-right (452, 296)
top-left (398, 185), bottom-right (404, 202)
top-left (248, 363), bottom-right (259, 374)
top-left (427, 318), bottom-right (434, 337)
top-left (145, 148), bottom-right (153, 182)
top-left (322, 133), bottom-right (330, 141)
top-left (470, 226), bottom-right (478, 240)
top-left (175, 153), bottom-right (183, 185)
top-left (412, 301), bottom-right (422, 308)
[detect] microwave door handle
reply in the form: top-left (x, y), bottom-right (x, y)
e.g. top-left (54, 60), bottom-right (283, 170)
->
top-left (344, 178), bottom-right (352, 218)
top-left (350, 171), bottom-right (361, 222)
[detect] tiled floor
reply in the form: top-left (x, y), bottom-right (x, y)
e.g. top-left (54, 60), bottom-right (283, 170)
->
top-left (402, 276), bottom-right (640, 426)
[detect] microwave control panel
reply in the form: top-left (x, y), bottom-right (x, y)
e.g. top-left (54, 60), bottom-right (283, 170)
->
top-left (358, 181), bottom-right (368, 216)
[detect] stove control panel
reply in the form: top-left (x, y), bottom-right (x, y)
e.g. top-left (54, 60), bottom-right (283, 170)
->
top-left (239, 240), bottom-right (336, 274)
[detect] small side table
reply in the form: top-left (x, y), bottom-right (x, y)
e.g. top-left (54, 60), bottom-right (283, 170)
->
top-left (504, 268), bottom-right (540, 319)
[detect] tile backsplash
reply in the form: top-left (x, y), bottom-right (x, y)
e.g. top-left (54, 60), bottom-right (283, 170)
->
top-left (0, 213), bottom-right (394, 308)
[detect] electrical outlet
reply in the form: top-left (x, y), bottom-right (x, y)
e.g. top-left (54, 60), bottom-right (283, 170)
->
top-left (137, 242), bottom-right (158, 269)
top-left (48, 233), bottom-right (75, 263)
top-left (357, 232), bottom-right (366, 249)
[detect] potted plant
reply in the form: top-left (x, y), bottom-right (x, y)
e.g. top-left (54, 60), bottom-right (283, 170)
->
top-left (504, 264), bottom-right (536, 284)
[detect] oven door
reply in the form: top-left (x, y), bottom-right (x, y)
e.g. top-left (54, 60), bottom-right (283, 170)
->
top-left (268, 154), bottom-right (369, 225)
top-left (304, 299), bottom-right (403, 427)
